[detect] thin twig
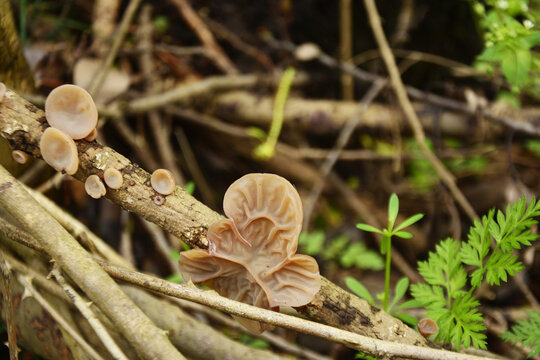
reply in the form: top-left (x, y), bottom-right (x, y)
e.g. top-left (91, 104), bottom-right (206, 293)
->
top-left (88, 0), bottom-right (142, 97)
top-left (119, 210), bottom-right (135, 266)
top-left (51, 265), bottom-right (129, 360)
top-left (138, 4), bottom-right (186, 185)
top-left (362, 0), bottom-right (478, 221)
top-left (203, 16), bottom-right (274, 70)
top-left (35, 172), bottom-right (65, 193)
top-left (174, 127), bottom-right (216, 207)
top-left (13, 270), bottom-right (106, 360)
top-left (170, 0), bottom-right (238, 74)
top-left (172, 297), bottom-right (331, 360)
top-left (269, 40), bottom-right (540, 137)
top-left (111, 116), bottom-right (159, 170)
top-left (98, 260), bottom-right (497, 360)
top-left (303, 79), bottom-right (386, 229)
top-left (140, 217), bottom-right (181, 274)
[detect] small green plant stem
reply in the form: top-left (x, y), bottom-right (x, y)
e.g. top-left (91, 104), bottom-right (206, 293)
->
top-left (253, 67), bottom-right (296, 160)
top-left (383, 240), bottom-right (391, 311)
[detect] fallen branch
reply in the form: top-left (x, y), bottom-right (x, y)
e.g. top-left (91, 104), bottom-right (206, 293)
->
top-left (0, 86), bottom-right (429, 346)
top-left (0, 164), bottom-right (185, 360)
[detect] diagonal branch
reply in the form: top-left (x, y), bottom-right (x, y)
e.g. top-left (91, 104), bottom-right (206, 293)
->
top-left (362, 0), bottom-right (478, 222)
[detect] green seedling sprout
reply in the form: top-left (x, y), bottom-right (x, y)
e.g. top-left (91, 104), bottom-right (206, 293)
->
top-left (355, 193), bottom-right (423, 311)
top-left (253, 67), bottom-right (296, 160)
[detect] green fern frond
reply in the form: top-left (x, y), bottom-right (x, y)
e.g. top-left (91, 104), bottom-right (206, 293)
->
top-left (501, 311), bottom-right (540, 357)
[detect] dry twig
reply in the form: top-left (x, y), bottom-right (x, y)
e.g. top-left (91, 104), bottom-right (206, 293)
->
top-left (362, 0), bottom-right (478, 221)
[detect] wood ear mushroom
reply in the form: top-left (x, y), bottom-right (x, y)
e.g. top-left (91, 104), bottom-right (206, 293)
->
top-left (179, 173), bottom-right (321, 333)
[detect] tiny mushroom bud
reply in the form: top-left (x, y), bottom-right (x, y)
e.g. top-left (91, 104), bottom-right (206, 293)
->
top-left (12, 150), bottom-right (29, 164)
top-left (294, 43), bottom-right (321, 61)
top-left (45, 84), bottom-right (98, 139)
top-left (85, 175), bottom-right (106, 199)
top-left (104, 168), bottom-right (123, 189)
top-left (418, 318), bottom-right (439, 337)
top-left (0, 82), bottom-right (6, 102)
top-left (84, 128), bottom-right (97, 142)
top-left (151, 169), bottom-right (175, 195)
top-left (40, 127), bottom-right (79, 175)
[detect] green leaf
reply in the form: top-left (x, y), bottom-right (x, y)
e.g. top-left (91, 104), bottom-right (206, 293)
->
top-left (394, 298), bottom-right (422, 311)
top-left (393, 313), bottom-right (418, 327)
top-left (501, 45), bottom-right (531, 87)
top-left (323, 234), bottom-right (349, 260)
top-left (394, 213), bottom-right (424, 232)
top-left (389, 277), bottom-right (409, 311)
top-left (166, 273), bottom-right (184, 283)
top-left (501, 311), bottom-right (540, 357)
top-left (298, 230), bottom-right (325, 256)
top-left (346, 277), bottom-right (376, 306)
top-left (393, 231), bottom-right (413, 239)
top-left (246, 126), bottom-right (267, 141)
top-left (354, 250), bottom-right (384, 271)
top-left (340, 243), bottom-right (384, 270)
top-left (170, 249), bottom-right (180, 262)
top-left (184, 181), bottom-right (195, 195)
top-left (388, 193), bottom-right (399, 227)
top-left (356, 223), bottom-right (383, 234)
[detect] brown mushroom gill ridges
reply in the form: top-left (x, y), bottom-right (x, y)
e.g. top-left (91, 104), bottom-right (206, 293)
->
top-left (179, 173), bottom-right (321, 333)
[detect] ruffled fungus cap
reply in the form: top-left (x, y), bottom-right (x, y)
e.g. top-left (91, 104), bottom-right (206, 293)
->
top-left (179, 173), bottom-right (321, 333)
top-left (40, 127), bottom-right (79, 175)
top-left (45, 84), bottom-right (98, 139)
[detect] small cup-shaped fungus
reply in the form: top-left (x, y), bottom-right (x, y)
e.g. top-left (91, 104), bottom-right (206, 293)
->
top-left (104, 168), bottom-right (123, 189)
top-left (417, 318), bottom-right (439, 338)
top-left (12, 150), bottom-right (29, 164)
top-left (151, 169), bottom-right (175, 195)
top-left (85, 175), bottom-right (106, 199)
top-left (84, 128), bottom-right (97, 142)
top-left (45, 84), bottom-right (98, 139)
top-left (40, 127), bottom-right (79, 175)
top-left (179, 173), bottom-right (321, 333)
top-left (0, 82), bottom-right (6, 102)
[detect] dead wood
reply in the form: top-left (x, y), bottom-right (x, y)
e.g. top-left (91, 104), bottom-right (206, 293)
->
top-left (0, 86), bottom-right (430, 348)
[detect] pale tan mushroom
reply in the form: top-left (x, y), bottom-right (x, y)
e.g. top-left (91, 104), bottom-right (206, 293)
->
top-left (40, 127), bottom-right (79, 175)
top-left (85, 175), bottom-right (106, 199)
top-left (0, 82), bottom-right (6, 102)
top-left (104, 168), bottom-right (123, 189)
top-left (179, 173), bottom-right (321, 333)
top-left (12, 150), bottom-right (29, 164)
top-left (84, 128), bottom-right (97, 142)
top-left (151, 169), bottom-right (175, 195)
top-left (45, 84), bottom-right (98, 139)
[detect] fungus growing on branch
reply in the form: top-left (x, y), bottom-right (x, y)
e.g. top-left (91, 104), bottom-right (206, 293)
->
top-left (151, 169), bottom-right (175, 195)
top-left (104, 168), bottom-right (123, 189)
top-left (40, 127), bottom-right (79, 175)
top-left (85, 175), bottom-right (106, 199)
top-left (84, 128), bottom-right (97, 142)
top-left (45, 84), bottom-right (98, 139)
top-left (0, 82), bottom-right (6, 102)
top-left (179, 173), bottom-right (321, 333)
top-left (12, 150), bottom-right (29, 164)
